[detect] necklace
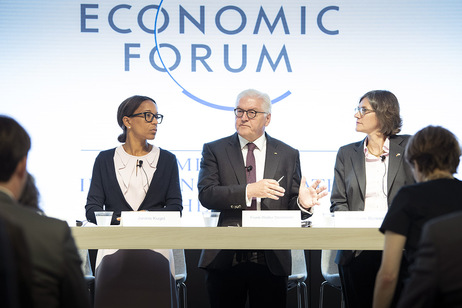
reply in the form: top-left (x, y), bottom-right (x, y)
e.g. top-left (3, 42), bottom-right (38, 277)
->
top-left (367, 146), bottom-right (384, 157)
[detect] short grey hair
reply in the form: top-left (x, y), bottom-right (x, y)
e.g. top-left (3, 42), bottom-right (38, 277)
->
top-left (235, 89), bottom-right (272, 114)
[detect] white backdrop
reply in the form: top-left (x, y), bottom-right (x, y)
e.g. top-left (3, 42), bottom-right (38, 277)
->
top-left (1, 0), bottom-right (461, 223)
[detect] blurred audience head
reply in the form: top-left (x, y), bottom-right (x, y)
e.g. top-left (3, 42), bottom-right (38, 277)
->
top-left (0, 115), bottom-right (31, 199)
top-left (18, 173), bottom-right (42, 213)
top-left (405, 125), bottom-right (461, 180)
top-left (0, 116), bottom-right (31, 182)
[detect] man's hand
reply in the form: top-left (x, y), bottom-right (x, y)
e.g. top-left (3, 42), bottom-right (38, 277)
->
top-left (247, 179), bottom-right (285, 200)
top-left (298, 177), bottom-right (328, 209)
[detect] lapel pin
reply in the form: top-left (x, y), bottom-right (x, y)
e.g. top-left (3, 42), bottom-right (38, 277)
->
top-left (274, 152), bottom-right (278, 155)
top-left (396, 153), bottom-right (401, 157)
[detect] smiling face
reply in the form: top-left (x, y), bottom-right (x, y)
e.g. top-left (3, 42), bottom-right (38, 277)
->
top-left (123, 100), bottom-right (159, 141)
top-left (355, 98), bottom-right (381, 136)
top-left (235, 96), bottom-right (271, 142)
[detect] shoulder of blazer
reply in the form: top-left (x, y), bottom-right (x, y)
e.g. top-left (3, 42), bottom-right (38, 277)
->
top-left (390, 134), bottom-right (411, 146)
top-left (96, 148), bottom-right (116, 160)
top-left (265, 133), bottom-right (298, 154)
top-left (204, 133), bottom-right (239, 149)
top-left (338, 138), bottom-right (365, 154)
top-left (158, 148), bottom-right (176, 160)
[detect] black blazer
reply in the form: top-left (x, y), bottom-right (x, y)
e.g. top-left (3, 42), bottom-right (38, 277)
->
top-left (330, 135), bottom-right (415, 265)
top-left (85, 147), bottom-right (182, 224)
top-left (197, 133), bottom-right (301, 276)
top-left (397, 212), bottom-right (462, 308)
top-left (0, 192), bottom-right (90, 308)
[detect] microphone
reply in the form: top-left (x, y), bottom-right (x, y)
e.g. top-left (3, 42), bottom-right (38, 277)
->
top-left (137, 160), bottom-right (143, 168)
top-left (245, 165), bottom-right (253, 172)
top-left (381, 155), bottom-right (386, 162)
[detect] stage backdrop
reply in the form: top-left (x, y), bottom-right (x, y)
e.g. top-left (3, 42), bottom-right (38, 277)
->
top-left (1, 0), bottom-right (461, 223)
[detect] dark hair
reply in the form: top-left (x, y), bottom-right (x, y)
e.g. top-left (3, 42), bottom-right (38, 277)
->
top-left (0, 116), bottom-right (31, 182)
top-left (405, 125), bottom-right (461, 177)
top-left (116, 95), bottom-right (156, 143)
top-left (360, 90), bottom-right (402, 137)
top-left (18, 173), bottom-right (42, 212)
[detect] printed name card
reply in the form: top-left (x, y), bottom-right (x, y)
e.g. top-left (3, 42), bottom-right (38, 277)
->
top-left (333, 211), bottom-right (386, 228)
top-left (242, 210), bottom-right (301, 227)
top-left (121, 211), bottom-right (181, 227)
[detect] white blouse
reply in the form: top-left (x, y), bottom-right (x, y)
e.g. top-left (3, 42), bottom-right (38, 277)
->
top-left (114, 145), bottom-right (160, 211)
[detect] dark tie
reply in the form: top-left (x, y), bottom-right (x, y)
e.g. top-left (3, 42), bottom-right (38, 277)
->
top-left (246, 143), bottom-right (257, 210)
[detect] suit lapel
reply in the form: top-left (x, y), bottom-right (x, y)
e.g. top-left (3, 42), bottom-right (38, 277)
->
top-left (387, 136), bottom-right (405, 192)
top-left (227, 133), bottom-right (246, 184)
top-left (263, 134), bottom-right (280, 180)
top-left (351, 139), bottom-right (366, 199)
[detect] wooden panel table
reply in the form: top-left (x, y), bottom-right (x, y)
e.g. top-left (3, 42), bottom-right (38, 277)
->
top-left (71, 226), bottom-right (384, 250)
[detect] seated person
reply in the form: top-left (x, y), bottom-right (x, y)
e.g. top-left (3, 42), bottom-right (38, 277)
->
top-left (85, 95), bottom-right (182, 308)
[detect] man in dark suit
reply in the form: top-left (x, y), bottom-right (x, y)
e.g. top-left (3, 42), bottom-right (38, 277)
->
top-left (197, 89), bottom-right (327, 308)
top-left (397, 211), bottom-right (462, 308)
top-left (0, 115), bottom-right (90, 308)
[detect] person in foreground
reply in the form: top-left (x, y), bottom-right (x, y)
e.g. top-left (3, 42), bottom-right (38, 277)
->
top-left (198, 89), bottom-right (328, 308)
top-left (396, 211), bottom-right (462, 308)
top-left (373, 125), bottom-right (462, 308)
top-left (331, 90), bottom-right (414, 308)
top-left (85, 95), bottom-right (182, 308)
top-left (0, 115), bottom-right (90, 308)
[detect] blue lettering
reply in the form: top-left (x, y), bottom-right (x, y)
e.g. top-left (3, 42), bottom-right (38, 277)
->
top-left (124, 43), bottom-right (140, 71)
top-left (181, 178), bottom-right (194, 192)
top-left (224, 44), bottom-right (247, 73)
top-left (180, 5), bottom-right (205, 34)
top-left (301, 6), bottom-right (306, 35)
top-left (80, 4), bottom-right (98, 33)
top-left (192, 44), bottom-right (212, 72)
top-left (253, 7), bottom-right (289, 34)
top-left (317, 6), bottom-right (339, 35)
top-left (138, 5), bottom-right (169, 34)
top-left (256, 45), bottom-right (292, 72)
top-left (149, 43), bottom-right (181, 71)
top-left (215, 6), bottom-right (246, 35)
top-left (109, 4), bottom-right (131, 34)
top-left (178, 158), bottom-right (191, 171)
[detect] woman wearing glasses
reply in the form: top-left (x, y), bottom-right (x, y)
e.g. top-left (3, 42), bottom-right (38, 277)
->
top-left (330, 90), bottom-right (415, 308)
top-left (85, 95), bottom-right (182, 308)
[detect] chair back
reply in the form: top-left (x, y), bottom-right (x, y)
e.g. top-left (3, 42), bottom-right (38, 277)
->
top-left (289, 250), bottom-right (307, 282)
top-left (321, 250), bottom-right (341, 286)
top-left (173, 249), bottom-right (187, 283)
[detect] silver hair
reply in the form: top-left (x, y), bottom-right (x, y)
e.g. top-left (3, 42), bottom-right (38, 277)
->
top-left (235, 89), bottom-right (272, 114)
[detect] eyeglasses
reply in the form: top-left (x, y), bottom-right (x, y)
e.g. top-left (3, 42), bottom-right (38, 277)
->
top-left (129, 112), bottom-right (163, 124)
top-left (234, 108), bottom-right (267, 119)
top-left (354, 107), bottom-right (375, 117)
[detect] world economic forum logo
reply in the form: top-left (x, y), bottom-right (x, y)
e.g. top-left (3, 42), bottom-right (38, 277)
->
top-left (117, 0), bottom-right (339, 110)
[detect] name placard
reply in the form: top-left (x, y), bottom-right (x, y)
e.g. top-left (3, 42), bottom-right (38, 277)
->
top-left (121, 211), bottom-right (181, 227)
top-left (333, 211), bottom-right (386, 228)
top-left (242, 210), bottom-right (301, 227)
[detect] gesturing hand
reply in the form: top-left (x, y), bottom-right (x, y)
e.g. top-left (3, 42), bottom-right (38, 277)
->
top-left (298, 177), bottom-right (328, 209)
